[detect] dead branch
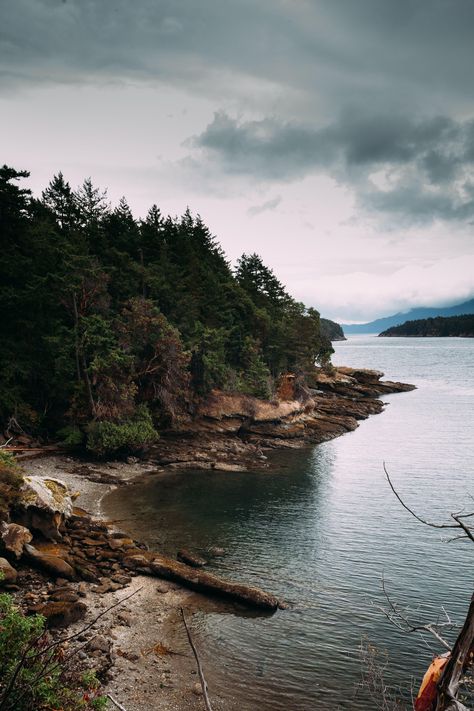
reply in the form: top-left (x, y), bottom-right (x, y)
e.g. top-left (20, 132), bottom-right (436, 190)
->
top-left (181, 608), bottom-right (214, 711)
top-left (375, 575), bottom-right (455, 652)
top-left (383, 463), bottom-right (474, 543)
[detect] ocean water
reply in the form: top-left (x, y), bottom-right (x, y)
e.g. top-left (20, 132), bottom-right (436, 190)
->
top-left (104, 336), bottom-right (474, 710)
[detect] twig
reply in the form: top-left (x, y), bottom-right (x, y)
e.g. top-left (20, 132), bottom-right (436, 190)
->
top-left (106, 694), bottom-right (128, 711)
top-left (374, 575), bottom-right (455, 651)
top-left (181, 608), bottom-right (214, 711)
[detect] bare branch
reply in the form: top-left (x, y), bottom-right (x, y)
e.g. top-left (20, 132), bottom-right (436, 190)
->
top-left (383, 463), bottom-right (467, 533)
top-left (375, 575), bottom-right (455, 651)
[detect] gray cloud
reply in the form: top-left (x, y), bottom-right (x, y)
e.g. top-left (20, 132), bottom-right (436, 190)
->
top-left (192, 111), bottom-right (474, 223)
top-left (2, 0), bottom-right (474, 118)
top-left (2, 0), bottom-right (474, 229)
top-left (247, 195), bottom-right (281, 217)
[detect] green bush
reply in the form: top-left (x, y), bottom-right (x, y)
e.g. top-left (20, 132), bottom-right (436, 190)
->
top-left (0, 591), bottom-right (107, 710)
top-left (57, 424), bottom-right (85, 449)
top-left (0, 452), bottom-right (23, 522)
top-left (86, 404), bottom-right (158, 458)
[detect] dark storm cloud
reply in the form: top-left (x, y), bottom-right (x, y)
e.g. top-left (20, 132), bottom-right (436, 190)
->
top-left (2, 0), bottom-right (474, 225)
top-left (2, 0), bottom-right (474, 114)
top-left (193, 111), bottom-right (474, 222)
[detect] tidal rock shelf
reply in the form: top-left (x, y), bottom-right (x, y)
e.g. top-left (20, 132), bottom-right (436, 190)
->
top-left (145, 367), bottom-right (415, 472)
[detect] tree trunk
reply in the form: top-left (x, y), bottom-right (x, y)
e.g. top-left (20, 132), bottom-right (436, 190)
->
top-left (435, 594), bottom-right (474, 711)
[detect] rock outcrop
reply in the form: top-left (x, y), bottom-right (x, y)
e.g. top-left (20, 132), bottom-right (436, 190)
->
top-left (15, 476), bottom-right (73, 539)
top-left (146, 367), bottom-right (415, 470)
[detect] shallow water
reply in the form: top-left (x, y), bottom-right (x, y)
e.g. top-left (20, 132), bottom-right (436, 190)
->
top-left (104, 336), bottom-right (474, 710)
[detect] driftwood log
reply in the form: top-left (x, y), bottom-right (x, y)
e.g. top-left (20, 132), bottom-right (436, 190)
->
top-left (121, 551), bottom-right (282, 609)
top-left (177, 549), bottom-right (207, 568)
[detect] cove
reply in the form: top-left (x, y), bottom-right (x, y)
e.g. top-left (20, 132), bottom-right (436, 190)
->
top-left (103, 336), bottom-right (474, 710)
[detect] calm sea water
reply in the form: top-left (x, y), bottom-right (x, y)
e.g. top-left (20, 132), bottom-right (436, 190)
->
top-left (104, 336), bottom-right (474, 710)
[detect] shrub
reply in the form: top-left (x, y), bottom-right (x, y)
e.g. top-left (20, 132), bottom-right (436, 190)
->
top-left (86, 404), bottom-right (158, 458)
top-left (0, 452), bottom-right (23, 522)
top-left (0, 590), bottom-right (107, 710)
top-left (57, 424), bottom-right (85, 450)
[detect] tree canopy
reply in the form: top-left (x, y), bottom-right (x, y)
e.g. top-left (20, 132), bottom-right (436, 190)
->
top-left (0, 165), bottom-right (333, 451)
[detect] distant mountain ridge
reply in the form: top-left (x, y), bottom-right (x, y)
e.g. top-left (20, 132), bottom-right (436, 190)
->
top-left (342, 298), bottom-right (474, 335)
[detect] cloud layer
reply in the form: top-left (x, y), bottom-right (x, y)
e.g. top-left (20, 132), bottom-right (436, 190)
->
top-left (193, 111), bottom-right (474, 223)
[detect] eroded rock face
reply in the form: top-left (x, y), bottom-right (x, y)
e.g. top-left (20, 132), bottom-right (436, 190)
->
top-left (0, 557), bottom-right (17, 584)
top-left (15, 477), bottom-right (73, 540)
top-left (1, 522), bottom-right (33, 559)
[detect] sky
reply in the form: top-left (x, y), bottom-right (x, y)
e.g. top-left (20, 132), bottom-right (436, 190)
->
top-left (1, 0), bottom-right (474, 322)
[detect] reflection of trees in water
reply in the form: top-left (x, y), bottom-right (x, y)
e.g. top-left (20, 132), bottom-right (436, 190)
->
top-left (105, 443), bottom-right (336, 580)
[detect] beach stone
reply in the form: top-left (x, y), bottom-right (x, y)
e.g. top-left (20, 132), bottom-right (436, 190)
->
top-left (111, 574), bottom-right (131, 585)
top-left (208, 546), bottom-right (225, 557)
top-left (117, 610), bottom-right (132, 626)
top-left (192, 682), bottom-right (203, 696)
top-left (29, 600), bottom-right (87, 628)
top-left (122, 554), bottom-right (150, 569)
top-left (24, 543), bottom-right (76, 580)
top-left (0, 557), bottom-right (17, 584)
top-left (88, 635), bottom-right (111, 653)
top-left (0, 522), bottom-right (33, 559)
top-left (49, 590), bottom-right (80, 603)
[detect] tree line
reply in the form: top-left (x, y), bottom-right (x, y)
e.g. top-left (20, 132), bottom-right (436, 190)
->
top-left (379, 314), bottom-right (474, 337)
top-left (0, 166), bottom-right (332, 454)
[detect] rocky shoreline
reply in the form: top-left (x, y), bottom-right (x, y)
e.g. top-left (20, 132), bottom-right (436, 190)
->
top-left (0, 366), bottom-right (415, 711)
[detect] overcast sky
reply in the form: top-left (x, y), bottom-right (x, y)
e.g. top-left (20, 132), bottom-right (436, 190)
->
top-left (1, 0), bottom-right (473, 321)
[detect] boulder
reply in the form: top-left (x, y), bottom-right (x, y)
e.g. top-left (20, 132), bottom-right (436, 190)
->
top-left (0, 557), bottom-right (17, 584)
top-left (1, 522), bottom-right (33, 559)
top-left (24, 543), bottom-right (76, 580)
top-left (15, 477), bottom-right (73, 540)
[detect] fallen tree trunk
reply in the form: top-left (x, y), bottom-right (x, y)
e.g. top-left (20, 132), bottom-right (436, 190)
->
top-left (139, 553), bottom-right (283, 610)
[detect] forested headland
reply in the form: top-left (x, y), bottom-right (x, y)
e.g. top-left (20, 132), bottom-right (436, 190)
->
top-left (379, 314), bottom-right (474, 337)
top-left (1, 166), bottom-right (334, 456)
top-left (320, 318), bottom-right (346, 342)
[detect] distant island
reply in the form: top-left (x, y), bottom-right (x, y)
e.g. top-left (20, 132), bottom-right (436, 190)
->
top-left (320, 318), bottom-right (346, 342)
top-left (342, 298), bottom-right (474, 335)
top-left (379, 314), bottom-right (474, 337)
